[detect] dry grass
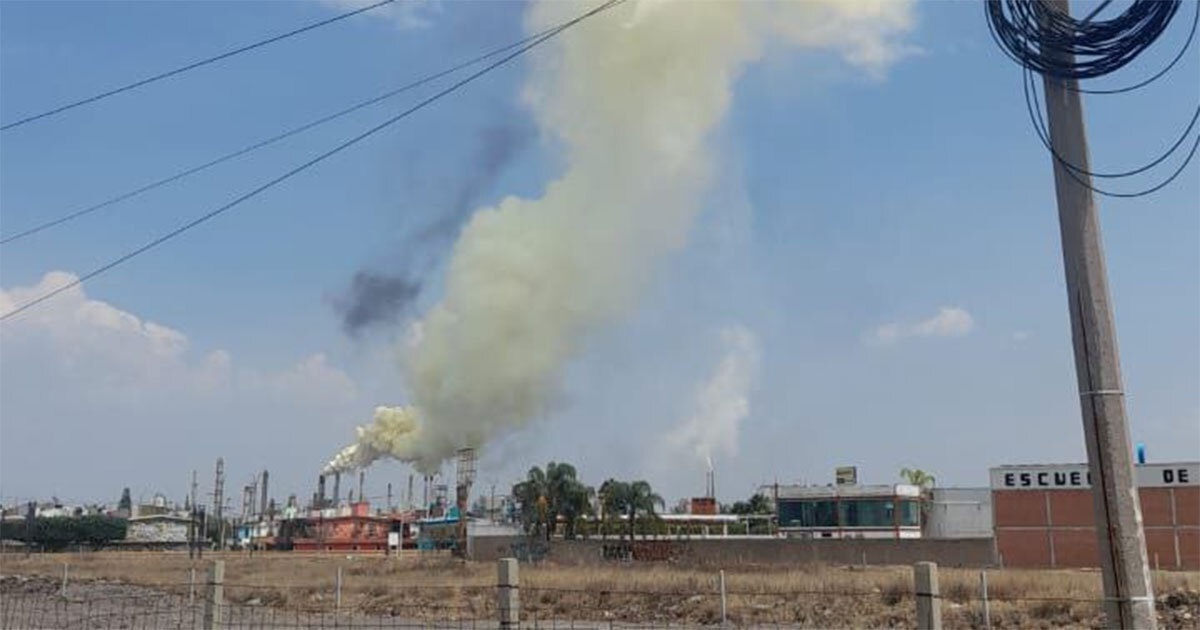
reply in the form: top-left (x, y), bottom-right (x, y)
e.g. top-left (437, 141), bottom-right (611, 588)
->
top-left (1, 551), bottom-right (1197, 627)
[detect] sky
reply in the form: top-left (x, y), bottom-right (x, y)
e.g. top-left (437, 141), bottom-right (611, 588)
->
top-left (1, 0), bottom-right (1196, 513)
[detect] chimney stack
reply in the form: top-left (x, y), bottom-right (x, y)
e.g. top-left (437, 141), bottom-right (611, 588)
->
top-left (333, 472), bottom-right (342, 505)
top-left (317, 475), bottom-right (327, 508)
top-left (358, 470), bottom-right (365, 505)
top-left (260, 470), bottom-right (269, 518)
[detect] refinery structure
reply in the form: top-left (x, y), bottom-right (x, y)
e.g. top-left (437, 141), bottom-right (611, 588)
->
top-left (7, 452), bottom-right (1194, 572)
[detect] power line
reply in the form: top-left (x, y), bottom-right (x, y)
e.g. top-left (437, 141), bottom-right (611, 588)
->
top-left (1022, 65), bottom-right (1200, 198)
top-left (0, 0), bottom-right (626, 322)
top-left (0, 23), bottom-right (564, 246)
top-left (0, 0), bottom-right (396, 132)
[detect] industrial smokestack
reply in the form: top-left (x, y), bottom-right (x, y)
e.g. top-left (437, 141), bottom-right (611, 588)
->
top-left (333, 472), bottom-right (341, 506)
top-left (317, 475), bottom-right (327, 508)
top-left (358, 470), bottom-right (365, 505)
top-left (260, 470), bottom-right (269, 518)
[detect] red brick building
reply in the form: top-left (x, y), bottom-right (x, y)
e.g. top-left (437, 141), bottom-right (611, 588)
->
top-left (991, 462), bottom-right (1198, 569)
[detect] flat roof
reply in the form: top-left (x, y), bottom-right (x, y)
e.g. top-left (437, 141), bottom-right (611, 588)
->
top-left (129, 515), bottom-right (192, 523)
top-left (764, 484), bottom-right (922, 499)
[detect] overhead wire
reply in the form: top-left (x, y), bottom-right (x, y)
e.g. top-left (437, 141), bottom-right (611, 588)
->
top-left (0, 0), bottom-right (627, 322)
top-left (0, 22), bottom-right (570, 246)
top-left (984, 0), bottom-right (1199, 96)
top-left (0, 0), bottom-right (395, 131)
top-left (985, 0), bottom-right (1183, 80)
top-left (1071, 0), bottom-right (1199, 95)
top-left (1023, 65), bottom-right (1200, 197)
top-left (984, 0), bottom-right (1200, 198)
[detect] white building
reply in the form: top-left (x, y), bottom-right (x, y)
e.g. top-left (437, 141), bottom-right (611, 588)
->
top-left (126, 514), bottom-right (191, 544)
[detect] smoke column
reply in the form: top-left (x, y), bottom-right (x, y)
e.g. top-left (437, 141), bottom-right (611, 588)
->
top-left (333, 123), bottom-right (532, 336)
top-left (669, 326), bottom-right (761, 464)
top-left (327, 0), bottom-right (914, 474)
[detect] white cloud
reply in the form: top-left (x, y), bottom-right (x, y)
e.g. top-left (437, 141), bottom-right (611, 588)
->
top-left (0, 272), bottom-right (364, 499)
top-left (763, 0), bottom-right (921, 76)
top-left (319, 0), bottom-right (440, 30)
top-left (868, 306), bottom-right (975, 345)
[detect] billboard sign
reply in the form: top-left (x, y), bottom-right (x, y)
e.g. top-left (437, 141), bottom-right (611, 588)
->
top-left (989, 462), bottom-right (1197, 490)
top-left (835, 466), bottom-right (857, 486)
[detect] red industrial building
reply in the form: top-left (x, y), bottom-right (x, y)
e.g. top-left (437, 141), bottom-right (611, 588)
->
top-left (291, 502), bottom-right (414, 552)
top-left (991, 462), bottom-right (1198, 569)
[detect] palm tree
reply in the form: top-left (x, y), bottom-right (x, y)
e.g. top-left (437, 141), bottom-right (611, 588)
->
top-left (559, 481), bottom-right (594, 540)
top-left (514, 462), bottom-right (594, 540)
top-left (597, 479), bottom-right (627, 539)
top-left (512, 466), bottom-right (548, 538)
top-left (624, 480), bottom-right (664, 541)
top-left (545, 462), bottom-right (575, 539)
top-left (900, 468), bottom-right (936, 489)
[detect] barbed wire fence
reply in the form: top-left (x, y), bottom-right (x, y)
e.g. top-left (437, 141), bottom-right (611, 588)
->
top-left (2, 559), bottom-right (1189, 629)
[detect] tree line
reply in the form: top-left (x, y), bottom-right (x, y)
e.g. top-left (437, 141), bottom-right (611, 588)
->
top-left (511, 462), bottom-right (669, 540)
top-left (0, 515), bottom-right (127, 551)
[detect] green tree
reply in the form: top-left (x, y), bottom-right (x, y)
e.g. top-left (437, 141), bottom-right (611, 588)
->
top-left (900, 468), bottom-right (936, 489)
top-left (729, 493), bottom-right (772, 515)
top-left (624, 481), bottom-right (663, 540)
top-left (513, 466), bottom-right (549, 538)
top-left (595, 479), bottom-right (662, 540)
top-left (1, 516), bottom-right (126, 550)
top-left (76, 515), bottom-right (127, 548)
top-left (511, 462), bottom-right (595, 541)
top-left (597, 479), bottom-right (626, 539)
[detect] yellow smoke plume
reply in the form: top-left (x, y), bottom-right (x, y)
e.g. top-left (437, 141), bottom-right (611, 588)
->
top-left (327, 0), bottom-right (914, 474)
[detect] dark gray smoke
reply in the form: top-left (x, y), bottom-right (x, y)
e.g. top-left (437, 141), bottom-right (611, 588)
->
top-left (335, 272), bottom-right (421, 336)
top-left (334, 122), bottom-right (531, 336)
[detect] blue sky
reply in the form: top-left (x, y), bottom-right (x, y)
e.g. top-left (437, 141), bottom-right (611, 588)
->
top-left (1, 0), bottom-right (1196, 510)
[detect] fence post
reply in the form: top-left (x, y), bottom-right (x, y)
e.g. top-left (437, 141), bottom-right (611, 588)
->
top-left (914, 561), bottom-right (941, 630)
top-left (189, 568), bottom-right (196, 607)
top-left (203, 559), bottom-right (224, 630)
top-left (980, 569), bottom-right (990, 630)
top-left (719, 569), bottom-right (727, 628)
top-left (336, 566), bottom-right (343, 614)
top-left (497, 557), bottom-right (519, 628)
top-left (60, 563), bottom-right (68, 597)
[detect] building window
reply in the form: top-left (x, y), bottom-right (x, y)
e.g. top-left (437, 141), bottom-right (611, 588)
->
top-left (900, 500), bottom-right (920, 526)
top-left (839, 499), bottom-right (896, 528)
top-left (779, 500), bottom-right (837, 527)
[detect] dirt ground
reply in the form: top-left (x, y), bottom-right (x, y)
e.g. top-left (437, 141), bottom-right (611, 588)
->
top-left (1, 551), bottom-right (1197, 628)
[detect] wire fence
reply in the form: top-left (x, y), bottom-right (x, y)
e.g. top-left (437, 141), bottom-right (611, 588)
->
top-left (2, 563), bottom-right (1192, 630)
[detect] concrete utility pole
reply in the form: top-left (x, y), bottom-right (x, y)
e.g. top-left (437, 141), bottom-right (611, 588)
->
top-left (1040, 1), bottom-right (1156, 626)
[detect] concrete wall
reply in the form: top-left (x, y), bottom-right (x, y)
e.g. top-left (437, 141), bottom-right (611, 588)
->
top-left (925, 488), bottom-right (993, 539)
top-left (471, 536), bottom-right (996, 568)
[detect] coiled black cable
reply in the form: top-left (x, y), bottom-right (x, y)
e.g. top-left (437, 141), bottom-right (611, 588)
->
top-left (986, 0), bottom-right (1199, 198)
top-left (986, 0), bottom-right (1182, 80)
